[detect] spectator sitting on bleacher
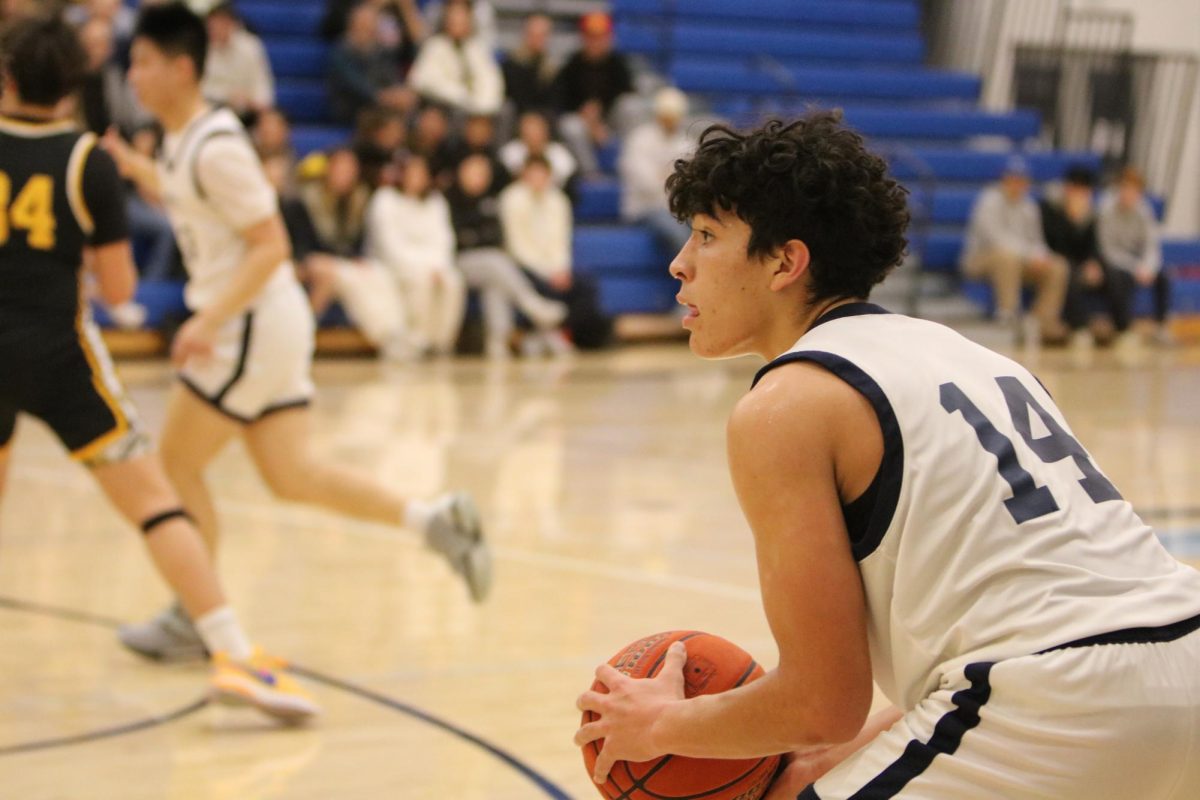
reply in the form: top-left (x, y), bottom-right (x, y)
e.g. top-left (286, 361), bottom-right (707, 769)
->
top-left (328, 1), bottom-right (416, 125)
top-left (500, 154), bottom-right (610, 353)
top-left (422, 0), bottom-right (495, 51)
top-left (499, 111), bottom-right (576, 193)
top-left (65, 0), bottom-right (135, 61)
top-left (291, 148), bottom-right (413, 358)
top-left (1041, 166), bottom-right (1123, 346)
top-left (442, 112), bottom-right (510, 191)
top-left (408, 0), bottom-right (503, 118)
top-left (353, 107), bottom-right (407, 188)
top-left (408, 104), bottom-right (456, 186)
top-left (365, 154), bottom-right (466, 357)
top-left (201, 2), bottom-right (274, 117)
top-left (501, 14), bottom-right (558, 119)
top-left (619, 87), bottom-right (694, 256)
top-left (447, 154), bottom-right (567, 358)
top-left (555, 11), bottom-right (635, 177)
top-left (962, 156), bottom-right (1069, 346)
top-left (250, 107), bottom-right (294, 163)
top-left (1099, 166), bottom-right (1173, 346)
top-left (320, 0), bottom-right (426, 75)
top-left (77, 16), bottom-right (146, 135)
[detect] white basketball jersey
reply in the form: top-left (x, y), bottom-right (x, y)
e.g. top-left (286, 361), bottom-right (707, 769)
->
top-left (157, 106), bottom-right (296, 311)
top-left (756, 304), bottom-right (1200, 709)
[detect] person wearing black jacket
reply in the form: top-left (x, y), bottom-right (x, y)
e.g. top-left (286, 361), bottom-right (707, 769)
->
top-left (446, 154), bottom-right (566, 357)
top-left (554, 12), bottom-right (634, 175)
top-left (1040, 166), bottom-right (1124, 341)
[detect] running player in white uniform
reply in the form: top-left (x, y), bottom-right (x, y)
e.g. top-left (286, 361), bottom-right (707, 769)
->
top-left (575, 114), bottom-right (1200, 798)
top-left (0, 15), bottom-right (315, 723)
top-left (102, 3), bottom-right (491, 661)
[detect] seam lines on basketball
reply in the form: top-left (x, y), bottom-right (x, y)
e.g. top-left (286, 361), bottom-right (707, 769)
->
top-left (615, 633), bottom-right (706, 798)
top-left (613, 647), bottom-right (766, 800)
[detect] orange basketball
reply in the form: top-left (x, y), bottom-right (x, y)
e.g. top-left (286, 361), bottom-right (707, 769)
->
top-left (580, 630), bottom-right (782, 800)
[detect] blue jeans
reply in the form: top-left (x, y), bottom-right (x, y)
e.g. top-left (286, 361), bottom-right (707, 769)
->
top-left (127, 194), bottom-right (176, 280)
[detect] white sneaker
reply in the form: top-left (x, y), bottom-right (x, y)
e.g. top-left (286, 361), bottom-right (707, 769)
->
top-left (543, 330), bottom-right (575, 357)
top-left (108, 301), bottom-right (147, 330)
top-left (424, 492), bottom-right (492, 602)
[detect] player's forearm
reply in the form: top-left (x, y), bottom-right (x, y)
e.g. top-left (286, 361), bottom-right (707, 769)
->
top-left (121, 149), bottom-right (161, 199)
top-left (201, 236), bottom-right (289, 327)
top-left (651, 668), bottom-right (866, 760)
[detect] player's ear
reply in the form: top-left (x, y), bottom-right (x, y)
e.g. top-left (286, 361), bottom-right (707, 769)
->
top-left (768, 239), bottom-right (810, 292)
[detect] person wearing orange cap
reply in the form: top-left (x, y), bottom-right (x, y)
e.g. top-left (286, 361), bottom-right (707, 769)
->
top-left (554, 11), bottom-right (635, 176)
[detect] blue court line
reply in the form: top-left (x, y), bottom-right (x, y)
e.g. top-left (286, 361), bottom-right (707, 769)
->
top-left (0, 595), bottom-right (576, 799)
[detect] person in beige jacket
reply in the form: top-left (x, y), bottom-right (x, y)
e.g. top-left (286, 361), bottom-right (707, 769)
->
top-left (408, 0), bottom-right (503, 116)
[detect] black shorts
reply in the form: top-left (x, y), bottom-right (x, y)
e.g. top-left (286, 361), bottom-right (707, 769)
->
top-left (0, 314), bottom-right (136, 461)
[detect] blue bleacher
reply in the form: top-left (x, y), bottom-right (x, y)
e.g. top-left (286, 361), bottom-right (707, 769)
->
top-left (266, 40), bottom-right (329, 80)
top-left (671, 61), bottom-right (981, 103)
top-left (613, 0), bottom-right (920, 29)
top-left (617, 23), bottom-right (925, 65)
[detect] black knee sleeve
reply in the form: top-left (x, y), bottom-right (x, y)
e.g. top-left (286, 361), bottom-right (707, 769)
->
top-left (141, 508), bottom-right (193, 536)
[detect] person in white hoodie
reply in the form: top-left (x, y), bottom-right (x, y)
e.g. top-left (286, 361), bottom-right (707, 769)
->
top-left (366, 154), bottom-right (466, 356)
top-left (408, 0), bottom-right (502, 117)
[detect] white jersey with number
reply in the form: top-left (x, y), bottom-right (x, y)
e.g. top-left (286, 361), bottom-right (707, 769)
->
top-left (755, 303), bottom-right (1200, 710)
top-left (157, 105), bottom-right (296, 311)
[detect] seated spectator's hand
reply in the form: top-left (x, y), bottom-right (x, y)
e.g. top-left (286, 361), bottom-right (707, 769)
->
top-left (1136, 266), bottom-right (1156, 286)
top-left (549, 272), bottom-right (572, 291)
top-left (1082, 260), bottom-right (1104, 288)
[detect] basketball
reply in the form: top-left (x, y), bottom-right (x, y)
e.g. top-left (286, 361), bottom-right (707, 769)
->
top-left (580, 631), bottom-right (782, 800)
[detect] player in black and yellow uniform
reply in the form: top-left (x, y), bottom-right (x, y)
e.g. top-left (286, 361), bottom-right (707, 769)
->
top-left (0, 15), bottom-right (318, 722)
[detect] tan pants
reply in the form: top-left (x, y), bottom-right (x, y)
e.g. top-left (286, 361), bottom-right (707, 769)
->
top-left (964, 249), bottom-right (1068, 336)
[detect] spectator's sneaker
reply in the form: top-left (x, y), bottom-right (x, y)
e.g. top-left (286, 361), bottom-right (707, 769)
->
top-left (425, 492), bottom-right (492, 602)
top-left (118, 602), bottom-right (208, 662)
top-left (1152, 326), bottom-right (1176, 347)
top-left (210, 648), bottom-right (320, 724)
top-left (529, 299), bottom-right (568, 330)
top-left (108, 301), bottom-right (147, 330)
top-left (543, 330), bottom-right (575, 357)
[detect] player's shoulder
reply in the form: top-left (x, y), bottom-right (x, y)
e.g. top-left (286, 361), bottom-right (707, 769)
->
top-left (731, 358), bottom-right (866, 444)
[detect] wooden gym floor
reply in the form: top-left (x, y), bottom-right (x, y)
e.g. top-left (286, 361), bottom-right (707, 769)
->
top-left (1, 327), bottom-right (1198, 799)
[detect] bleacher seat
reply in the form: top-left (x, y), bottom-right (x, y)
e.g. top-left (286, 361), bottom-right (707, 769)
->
top-left (292, 125), bottom-right (352, 157)
top-left (616, 23), bottom-right (925, 65)
top-left (276, 80), bottom-right (331, 123)
top-left (671, 61), bottom-right (981, 103)
top-left (266, 40), bottom-right (330, 80)
top-left (613, 0), bottom-right (920, 30)
top-left (239, 2), bottom-right (323, 37)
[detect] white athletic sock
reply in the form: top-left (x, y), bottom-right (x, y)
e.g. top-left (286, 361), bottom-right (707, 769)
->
top-left (194, 606), bottom-right (253, 662)
top-left (404, 499), bottom-right (435, 533)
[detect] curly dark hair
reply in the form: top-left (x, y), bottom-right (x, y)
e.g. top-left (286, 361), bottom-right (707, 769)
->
top-left (667, 112), bottom-right (910, 303)
top-left (0, 15), bottom-right (87, 107)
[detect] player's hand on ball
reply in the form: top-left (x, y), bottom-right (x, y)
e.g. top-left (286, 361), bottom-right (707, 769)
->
top-left (171, 314), bottom-right (220, 368)
top-left (574, 640), bottom-right (688, 785)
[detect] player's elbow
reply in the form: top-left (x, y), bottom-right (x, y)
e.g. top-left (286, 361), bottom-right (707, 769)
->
top-left (779, 670), bottom-right (873, 749)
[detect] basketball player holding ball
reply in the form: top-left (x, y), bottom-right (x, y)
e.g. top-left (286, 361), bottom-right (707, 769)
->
top-left (575, 114), bottom-right (1200, 798)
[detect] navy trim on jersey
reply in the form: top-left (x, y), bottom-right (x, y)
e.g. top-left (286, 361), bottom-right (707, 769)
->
top-left (178, 376), bottom-right (253, 424)
top-left (1037, 608), bottom-right (1200, 654)
top-left (190, 129), bottom-right (242, 200)
top-left (212, 312), bottom-right (254, 406)
top-left (844, 662), bottom-right (994, 799)
top-left (162, 106), bottom-right (222, 171)
top-left (752, 350), bottom-right (903, 562)
top-left (805, 302), bottom-right (891, 334)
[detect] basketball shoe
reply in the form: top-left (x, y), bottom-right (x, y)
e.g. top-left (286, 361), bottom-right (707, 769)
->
top-left (425, 492), bottom-right (493, 602)
top-left (210, 648), bottom-right (320, 723)
top-left (118, 601), bottom-right (207, 662)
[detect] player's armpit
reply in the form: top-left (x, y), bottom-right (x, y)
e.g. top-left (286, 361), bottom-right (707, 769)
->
top-left (725, 363), bottom-right (875, 745)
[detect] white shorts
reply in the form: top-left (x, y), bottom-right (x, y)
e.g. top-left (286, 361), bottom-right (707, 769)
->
top-left (806, 618), bottom-right (1200, 799)
top-left (179, 282), bottom-right (315, 424)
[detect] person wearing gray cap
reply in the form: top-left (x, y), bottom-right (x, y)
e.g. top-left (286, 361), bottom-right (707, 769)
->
top-left (962, 155), bottom-right (1069, 345)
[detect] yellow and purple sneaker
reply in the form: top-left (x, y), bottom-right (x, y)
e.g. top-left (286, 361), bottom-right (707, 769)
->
top-left (210, 648), bottom-right (320, 724)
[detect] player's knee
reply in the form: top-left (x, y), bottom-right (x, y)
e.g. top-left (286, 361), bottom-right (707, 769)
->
top-left (260, 466), bottom-right (313, 503)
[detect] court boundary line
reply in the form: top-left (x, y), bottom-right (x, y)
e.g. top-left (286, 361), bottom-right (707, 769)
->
top-left (0, 595), bottom-right (575, 799)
